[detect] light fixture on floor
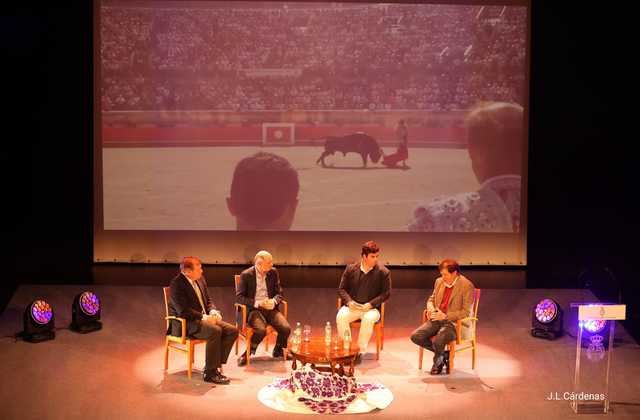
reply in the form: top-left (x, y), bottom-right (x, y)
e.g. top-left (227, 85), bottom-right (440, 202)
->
top-left (70, 291), bottom-right (102, 333)
top-left (22, 299), bottom-right (56, 342)
top-left (531, 298), bottom-right (563, 339)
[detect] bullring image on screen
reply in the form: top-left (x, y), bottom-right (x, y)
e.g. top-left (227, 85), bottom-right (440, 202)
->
top-left (100, 1), bottom-right (527, 232)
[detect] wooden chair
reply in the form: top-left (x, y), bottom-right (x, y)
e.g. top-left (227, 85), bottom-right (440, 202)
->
top-left (234, 275), bottom-right (289, 366)
top-left (163, 287), bottom-right (206, 379)
top-left (336, 297), bottom-right (386, 360)
top-left (418, 288), bottom-right (481, 373)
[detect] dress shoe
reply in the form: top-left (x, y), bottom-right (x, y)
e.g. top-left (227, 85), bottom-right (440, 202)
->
top-left (430, 354), bottom-right (445, 375)
top-left (202, 372), bottom-right (218, 384)
top-left (272, 346), bottom-right (284, 358)
top-left (237, 351), bottom-right (249, 366)
top-left (443, 350), bottom-right (451, 374)
top-left (215, 370), bottom-right (230, 384)
top-left (204, 370), bottom-right (230, 385)
top-left (354, 353), bottom-right (363, 365)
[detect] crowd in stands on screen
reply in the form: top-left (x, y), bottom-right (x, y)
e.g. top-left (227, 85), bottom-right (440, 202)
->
top-left (409, 101), bottom-right (523, 232)
top-left (226, 152), bottom-right (299, 230)
top-left (100, 4), bottom-right (526, 111)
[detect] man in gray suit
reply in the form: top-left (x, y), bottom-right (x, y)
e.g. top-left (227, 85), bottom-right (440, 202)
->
top-left (236, 250), bottom-right (291, 366)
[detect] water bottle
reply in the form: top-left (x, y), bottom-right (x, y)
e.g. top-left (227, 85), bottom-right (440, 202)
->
top-left (343, 328), bottom-right (351, 350)
top-left (324, 322), bottom-right (332, 346)
top-left (294, 322), bottom-right (302, 346)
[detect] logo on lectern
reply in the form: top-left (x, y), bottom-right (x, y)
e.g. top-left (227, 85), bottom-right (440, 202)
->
top-left (587, 334), bottom-right (605, 362)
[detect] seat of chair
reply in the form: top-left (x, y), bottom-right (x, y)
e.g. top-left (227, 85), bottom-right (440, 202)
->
top-left (166, 334), bottom-right (205, 344)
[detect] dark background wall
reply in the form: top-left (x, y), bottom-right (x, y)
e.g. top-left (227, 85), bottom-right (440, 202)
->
top-left (1, 3), bottom-right (636, 337)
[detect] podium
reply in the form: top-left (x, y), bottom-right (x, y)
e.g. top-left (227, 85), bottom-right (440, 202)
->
top-left (572, 304), bottom-right (625, 414)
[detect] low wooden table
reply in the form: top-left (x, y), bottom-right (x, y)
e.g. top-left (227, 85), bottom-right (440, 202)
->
top-left (288, 337), bottom-right (360, 377)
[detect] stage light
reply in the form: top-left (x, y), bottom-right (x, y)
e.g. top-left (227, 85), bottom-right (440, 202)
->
top-left (70, 291), bottom-right (102, 333)
top-left (579, 316), bottom-right (610, 350)
top-left (531, 298), bottom-right (563, 340)
top-left (582, 319), bottom-right (606, 334)
top-left (22, 299), bottom-right (56, 342)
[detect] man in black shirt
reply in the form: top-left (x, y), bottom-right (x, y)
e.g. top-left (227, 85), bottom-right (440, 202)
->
top-left (337, 241), bottom-right (391, 361)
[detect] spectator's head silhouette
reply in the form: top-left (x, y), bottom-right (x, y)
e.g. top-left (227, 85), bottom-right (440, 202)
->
top-left (465, 102), bottom-right (524, 183)
top-left (227, 152), bottom-right (299, 230)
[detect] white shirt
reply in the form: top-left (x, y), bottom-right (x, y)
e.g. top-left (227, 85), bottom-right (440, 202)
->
top-left (254, 265), bottom-right (269, 308)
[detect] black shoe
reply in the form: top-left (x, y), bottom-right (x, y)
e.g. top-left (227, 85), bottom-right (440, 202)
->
top-left (354, 353), bottom-right (363, 365)
top-left (430, 354), bottom-right (445, 375)
top-left (204, 370), bottom-right (230, 385)
top-left (443, 351), bottom-right (451, 374)
top-left (203, 372), bottom-right (219, 384)
top-left (237, 351), bottom-right (249, 367)
top-left (272, 346), bottom-right (284, 358)
top-left (215, 370), bottom-right (230, 384)
top-left (429, 364), bottom-right (443, 375)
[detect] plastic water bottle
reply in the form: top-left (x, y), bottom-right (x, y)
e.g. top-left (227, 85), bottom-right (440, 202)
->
top-left (343, 328), bottom-right (351, 350)
top-left (324, 322), bottom-right (332, 346)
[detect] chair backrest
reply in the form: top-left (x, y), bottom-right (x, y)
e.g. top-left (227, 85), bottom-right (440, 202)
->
top-left (163, 287), bottom-right (170, 329)
top-left (234, 275), bottom-right (243, 327)
top-left (460, 288), bottom-right (481, 341)
top-left (471, 288), bottom-right (481, 318)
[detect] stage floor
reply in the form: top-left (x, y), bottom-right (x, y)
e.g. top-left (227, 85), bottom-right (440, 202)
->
top-left (1, 285), bottom-right (639, 419)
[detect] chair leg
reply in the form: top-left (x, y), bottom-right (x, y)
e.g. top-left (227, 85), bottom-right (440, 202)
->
top-left (246, 331), bottom-right (253, 366)
top-left (187, 343), bottom-right (193, 379)
top-left (381, 327), bottom-right (385, 350)
top-left (264, 331), bottom-right (270, 353)
top-left (472, 339), bottom-right (477, 370)
top-left (418, 347), bottom-right (423, 370)
top-left (375, 325), bottom-right (381, 360)
top-left (235, 333), bottom-right (239, 355)
top-left (164, 340), bottom-right (170, 371)
top-left (447, 342), bottom-right (455, 374)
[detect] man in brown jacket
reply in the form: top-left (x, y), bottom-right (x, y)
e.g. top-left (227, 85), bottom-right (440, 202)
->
top-left (410, 259), bottom-right (475, 374)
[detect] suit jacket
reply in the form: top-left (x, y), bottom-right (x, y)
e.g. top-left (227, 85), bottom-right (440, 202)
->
top-left (338, 262), bottom-right (391, 310)
top-left (167, 273), bottom-right (217, 337)
top-left (236, 266), bottom-right (285, 313)
top-left (426, 275), bottom-right (475, 323)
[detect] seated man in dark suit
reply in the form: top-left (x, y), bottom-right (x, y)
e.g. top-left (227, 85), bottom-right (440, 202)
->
top-left (236, 250), bottom-right (291, 366)
top-left (168, 256), bottom-right (238, 384)
top-left (337, 241), bottom-right (391, 363)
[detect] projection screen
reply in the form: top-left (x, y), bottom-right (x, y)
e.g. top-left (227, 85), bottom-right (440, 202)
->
top-left (94, 0), bottom-right (530, 265)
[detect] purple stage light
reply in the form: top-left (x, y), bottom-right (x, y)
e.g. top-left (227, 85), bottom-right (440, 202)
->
top-left (71, 291), bottom-right (102, 333)
top-left (534, 299), bottom-right (558, 324)
top-left (31, 300), bottom-right (53, 325)
top-left (581, 319), bottom-right (607, 334)
top-left (79, 292), bottom-right (100, 316)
